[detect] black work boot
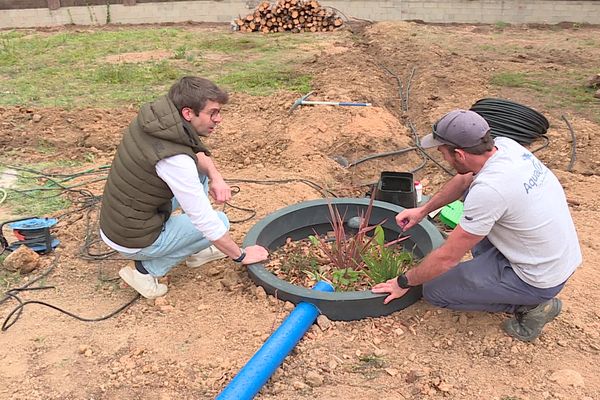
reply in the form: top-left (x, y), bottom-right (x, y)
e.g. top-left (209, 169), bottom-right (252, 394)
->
top-left (502, 298), bottom-right (562, 342)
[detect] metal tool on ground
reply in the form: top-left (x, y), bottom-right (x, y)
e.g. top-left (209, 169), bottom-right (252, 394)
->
top-left (290, 91), bottom-right (372, 113)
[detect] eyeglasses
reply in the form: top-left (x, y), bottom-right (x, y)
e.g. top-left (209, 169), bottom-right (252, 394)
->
top-left (205, 109), bottom-right (222, 121)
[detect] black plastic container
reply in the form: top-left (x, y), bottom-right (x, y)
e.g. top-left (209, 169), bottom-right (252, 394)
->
top-left (375, 171), bottom-right (417, 209)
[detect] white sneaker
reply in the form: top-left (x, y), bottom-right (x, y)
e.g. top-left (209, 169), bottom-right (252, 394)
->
top-left (119, 267), bottom-right (168, 299)
top-left (186, 245), bottom-right (227, 268)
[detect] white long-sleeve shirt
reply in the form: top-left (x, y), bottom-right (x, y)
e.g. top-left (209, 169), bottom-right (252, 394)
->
top-left (100, 154), bottom-right (227, 253)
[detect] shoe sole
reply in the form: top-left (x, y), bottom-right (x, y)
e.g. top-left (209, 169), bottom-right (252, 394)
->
top-left (186, 253), bottom-right (227, 268)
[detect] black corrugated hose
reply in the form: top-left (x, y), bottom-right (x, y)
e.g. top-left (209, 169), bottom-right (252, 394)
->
top-left (470, 98), bottom-right (549, 145)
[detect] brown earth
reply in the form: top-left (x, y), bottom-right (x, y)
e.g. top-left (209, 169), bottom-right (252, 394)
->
top-left (1, 21), bottom-right (599, 400)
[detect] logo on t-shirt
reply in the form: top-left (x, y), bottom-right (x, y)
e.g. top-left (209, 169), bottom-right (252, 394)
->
top-left (522, 152), bottom-right (548, 194)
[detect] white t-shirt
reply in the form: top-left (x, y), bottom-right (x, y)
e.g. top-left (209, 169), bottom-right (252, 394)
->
top-left (100, 154), bottom-right (227, 253)
top-left (460, 137), bottom-right (582, 288)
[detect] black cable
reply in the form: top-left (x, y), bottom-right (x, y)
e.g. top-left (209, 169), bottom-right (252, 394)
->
top-left (378, 63), bottom-right (405, 112)
top-left (221, 186), bottom-right (257, 223)
top-left (344, 147), bottom-right (418, 168)
top-left (470, 98), bottom-right (550, 146)
top-left (224, 177), bottom-right (337, 198)
top-left (0, 256), bottom-right (139, 331)
top-left (2, 291), bottom-right (139, 331)
top-left (405, 67), bottom-right (416, 113)
top-left (561, 115), bottom-right (577, 172)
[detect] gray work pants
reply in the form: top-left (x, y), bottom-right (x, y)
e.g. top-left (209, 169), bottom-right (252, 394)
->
top-left (423, 238), bottom-right (566, 314)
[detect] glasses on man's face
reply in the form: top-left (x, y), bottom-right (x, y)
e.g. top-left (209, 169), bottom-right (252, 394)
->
top-left (205, 109), bottom-right (221, 121)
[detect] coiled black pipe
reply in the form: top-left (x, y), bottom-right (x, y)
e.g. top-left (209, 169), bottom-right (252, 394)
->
top-left (470, 98), bottom-right (549, 145)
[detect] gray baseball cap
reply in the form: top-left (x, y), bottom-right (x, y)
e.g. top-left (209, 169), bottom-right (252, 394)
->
top-left (420, 109), bottom-right (490, 149)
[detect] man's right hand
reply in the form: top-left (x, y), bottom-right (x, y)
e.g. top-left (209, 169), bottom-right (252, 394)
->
top-left (241, 245), bottom-right (269, 265)
top-left (395, 206), bottom-right (428, 231)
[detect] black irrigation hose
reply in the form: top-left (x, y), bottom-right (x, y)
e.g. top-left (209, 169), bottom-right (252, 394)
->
top-left (224, 177), bottom-right (337, 198)
top-left (561, 115), bottom-right (577, 172)
top-left (222, 186), bottom-right (257, 223)
top-left (470, 98), bottom-right (550, 145)
top-left (343, 147), bottom-right (418, 168)
top-left (0, 256), bottom-right (139, 331)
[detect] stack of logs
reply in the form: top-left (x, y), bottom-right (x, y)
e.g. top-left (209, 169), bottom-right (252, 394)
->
top-left (234, 0), bottom-right (344, 33)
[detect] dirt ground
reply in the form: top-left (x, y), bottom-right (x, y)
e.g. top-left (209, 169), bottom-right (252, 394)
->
top-left (1, 21), bottom-right (599, 400)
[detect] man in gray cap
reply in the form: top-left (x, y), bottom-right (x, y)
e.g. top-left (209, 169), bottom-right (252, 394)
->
top-left (372, 109), bottom-right (582, 342)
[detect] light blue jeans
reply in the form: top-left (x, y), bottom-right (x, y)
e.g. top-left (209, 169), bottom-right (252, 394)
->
top-left (119, 175), bottom-right (230, 277)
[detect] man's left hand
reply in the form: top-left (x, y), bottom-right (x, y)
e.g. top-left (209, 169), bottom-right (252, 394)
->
top-left (209, 178), bottom-right (231, 203)
top-left (371, 277), bottom-right (410, 304)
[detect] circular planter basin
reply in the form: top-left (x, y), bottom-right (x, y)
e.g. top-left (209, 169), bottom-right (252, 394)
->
top-left (243, 198), bottom-right (445, 321)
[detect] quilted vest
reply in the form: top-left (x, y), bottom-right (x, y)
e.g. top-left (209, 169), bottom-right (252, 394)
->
top-left (99, 95), bottom-right (209, 248)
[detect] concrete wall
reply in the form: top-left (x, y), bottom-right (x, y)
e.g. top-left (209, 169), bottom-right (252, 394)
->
top-left (0, 0), bottom-right (598, 29)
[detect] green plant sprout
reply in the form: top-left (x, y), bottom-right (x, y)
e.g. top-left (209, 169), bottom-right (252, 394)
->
top-left (362, 225), bottom-right (413, 284)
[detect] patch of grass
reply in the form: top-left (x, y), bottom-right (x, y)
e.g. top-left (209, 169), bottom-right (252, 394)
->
top-left (217, 64), bottom-right (311, 96)
top-left (2, 163), bottom-right (72, 216)
top-left (0, 267), bottom-right (21, 290)
top-left (494, 21), bottom-right (510, 30)
top-left (0, 29), bottom-right (327, 108)
top-left (491, 70), bottom-right (600, 123)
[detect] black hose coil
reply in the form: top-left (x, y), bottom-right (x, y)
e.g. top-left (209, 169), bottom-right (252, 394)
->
top-left (470, 98), bottom-right (549, 145)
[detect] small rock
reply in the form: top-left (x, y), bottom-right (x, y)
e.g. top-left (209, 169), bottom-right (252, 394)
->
top-left (594, 89), bottom-right (600, 99)
top-left (78, 344), bottom-right (90, 354)
top-left (305, 370), bottom-right (324, 387)
top-left (154, 297), bottom-right (169, 307)
top-left (316, 315), bottom-right (332, 331)
top-left (437, 382), bottom-right (452, 392)
top-left (385, 368), bottom-right (398, 376)
top-left (374, 348), bottom-right (387, 357)
top-left (327, 359), bottom-right (338, 370)
top-left (458, 314), bottom-right (468, 325)
top-left (548, 369), bottom-right (585, 388)
top-left (557, 339), bottom-right (568, 347)
top-left (284, 301), bottom-right (295, 311)
top-left (292, 380), bottom-right (308, 390)
top-left (32, 114), bottom-right (43, 122)
top-left (84, 349), bottom-right (93, 357)
top-left (255, 286), bottom-right (267, 300)
top-left (3, 245), bottom-right (40, 273)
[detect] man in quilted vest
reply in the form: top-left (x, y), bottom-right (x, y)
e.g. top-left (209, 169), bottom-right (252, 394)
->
top-left (100, 76), bottom-right (268, 299)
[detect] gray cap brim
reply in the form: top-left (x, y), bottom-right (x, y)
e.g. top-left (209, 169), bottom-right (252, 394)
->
top-left (419, 133), bottom-right (448, 148)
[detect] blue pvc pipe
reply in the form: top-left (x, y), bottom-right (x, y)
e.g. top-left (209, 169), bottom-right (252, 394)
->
top-left (216, 281), bottom-right (335, 400)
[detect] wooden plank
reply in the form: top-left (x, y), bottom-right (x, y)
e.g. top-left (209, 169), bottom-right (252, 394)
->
top-left (47, 0), bottom-right (60, 10)
top-left (123, 0), bottom-right (136, 5)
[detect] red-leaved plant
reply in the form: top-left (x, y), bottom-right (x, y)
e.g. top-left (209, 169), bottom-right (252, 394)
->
top-left (311, 190), bottom-right (379, 271)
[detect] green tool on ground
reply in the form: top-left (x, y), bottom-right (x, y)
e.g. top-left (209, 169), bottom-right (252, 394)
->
top-left (439, 200), bottom-right (464, 229)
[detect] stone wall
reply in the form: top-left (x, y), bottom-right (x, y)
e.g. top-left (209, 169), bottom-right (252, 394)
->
top-left (0, 0), bottom-right (598, 29)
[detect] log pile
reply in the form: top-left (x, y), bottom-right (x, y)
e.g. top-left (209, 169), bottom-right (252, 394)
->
top-left (234, 0), bottom-right (344, 33)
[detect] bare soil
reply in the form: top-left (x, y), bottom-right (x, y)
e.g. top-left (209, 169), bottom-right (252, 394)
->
top-left (1, 21), bottom-right (599, 400)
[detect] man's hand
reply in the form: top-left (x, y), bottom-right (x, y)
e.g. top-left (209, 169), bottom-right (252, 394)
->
top-left (395, 206), bottom-right (427, 232)
top-left (241, 245), bottom-right (269, 265)
top-left (371, 277), bottom-right (410, 304)
top-left (209, 177), bottom-right (231, 204)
